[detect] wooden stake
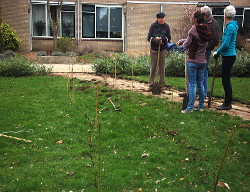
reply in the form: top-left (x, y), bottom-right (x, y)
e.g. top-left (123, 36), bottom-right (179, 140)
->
top-left (0, 133), bottom-right (32, 143)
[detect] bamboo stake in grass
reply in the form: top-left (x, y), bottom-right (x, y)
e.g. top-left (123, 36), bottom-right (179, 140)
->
top-left (131, 60), bottom-right (134, 92)
top-left (71, 62), bottom-right (75, 105)
top-left (113, 59), bottom-right (116, 88)
top-left (95, 85), bottom-right (101, 192)
top-left (0, 133), bottom-right (32, 143)
top-left (214, 125), bottom-right (236, 192)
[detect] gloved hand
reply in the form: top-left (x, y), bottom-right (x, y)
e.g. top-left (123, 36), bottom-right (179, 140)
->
top-left (154, 37), bottom-right (162, 44)
top-left (213, 51), bottom-right (220, 59)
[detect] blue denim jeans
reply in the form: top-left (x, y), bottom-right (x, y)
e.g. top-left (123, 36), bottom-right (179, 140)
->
top-left (187, 62), bottom-right (205, 111)
top-left (204, 51), bottom-right (211, 97)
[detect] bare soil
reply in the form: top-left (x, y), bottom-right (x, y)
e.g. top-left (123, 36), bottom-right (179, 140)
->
top-left (52, 72), bottom-right (250, 121)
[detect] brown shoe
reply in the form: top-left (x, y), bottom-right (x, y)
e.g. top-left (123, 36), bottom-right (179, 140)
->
top-left (145, 87), bottom-right (152, 92)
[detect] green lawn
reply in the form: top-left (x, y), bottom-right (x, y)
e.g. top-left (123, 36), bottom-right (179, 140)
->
top-left (0, 76), bottom-right (249, 192)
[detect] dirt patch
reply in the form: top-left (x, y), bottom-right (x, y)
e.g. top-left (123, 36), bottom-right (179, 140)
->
top-left (52, 72), bottom-right (250, 121)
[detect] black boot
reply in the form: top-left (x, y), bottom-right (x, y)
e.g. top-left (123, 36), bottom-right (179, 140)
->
top-left (216, 103), bottom-right (232, 110)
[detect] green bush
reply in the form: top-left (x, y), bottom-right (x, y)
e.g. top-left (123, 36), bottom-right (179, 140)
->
top-left (0, 55), bottom-right (51, 77)
top-left (92, 50), bottom-right (250, 77)
top-left (36, 52), bottom-right (47, 56)
top-left (208, 49), bottom-right (250, 77)
top-left (51, 52), bottom-right (64, 56)
top-left (4, 50), bottom-right (15, 58)
top-left (57, 37), bottom-right (74, 53)
top-left (93, 53), bottom-right (150, 76)
top-left (65, 52), bottom-right (76, 57)
top-left (0, 23), bottom-right (22, 52)
top-left (166, 50), bottom-right (185, 77)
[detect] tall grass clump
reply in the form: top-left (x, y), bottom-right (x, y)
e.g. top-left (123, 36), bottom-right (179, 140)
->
top-left (0, 55), bottom-right (51, 77)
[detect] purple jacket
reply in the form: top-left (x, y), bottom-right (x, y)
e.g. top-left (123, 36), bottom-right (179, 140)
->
top-left (177, 24), bottom-right (212, 63)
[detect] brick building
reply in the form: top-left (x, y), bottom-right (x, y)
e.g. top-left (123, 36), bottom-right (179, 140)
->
top-left (0, 0), bottom-right (249, 54)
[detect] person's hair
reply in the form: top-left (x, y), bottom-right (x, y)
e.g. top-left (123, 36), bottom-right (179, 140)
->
top-left (224, 5), bottom-right (236, 19)
top-left (194, 11), bottom-right (205, 24)
top-left (201, 6), bottom-right (212, 15)
top-left (156, 12), bottom-right (166, 18)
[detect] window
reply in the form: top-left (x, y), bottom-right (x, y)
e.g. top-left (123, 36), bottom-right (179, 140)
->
top-left (61, 5), bottom-right (75, 37)
top-left (32, 3), bottom-right (75, 37)
top-left (213, 7), bottom-right (250, 39)
top-left (32, 4), bottom-right (46, 36)
top-left (243, 9), bottom-right (250, 39)
top-left (82, 4), bottom-right (122, 39)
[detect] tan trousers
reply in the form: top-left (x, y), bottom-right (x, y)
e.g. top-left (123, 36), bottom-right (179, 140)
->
top-left (148, 48), bottom-right (167, 87)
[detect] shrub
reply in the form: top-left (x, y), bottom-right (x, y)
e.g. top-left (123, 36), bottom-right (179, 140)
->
top-left (0, 55), bottom-right (51, 77)
top-left (36, 52), bottom-right (47, 56)
top-left (51, 52), bottom-right (64, 56)
top-left (166, 50), bottom-right (185, 77)
top-left (93, 53), bottom-right (150, 76)
top-left (57, 37), bottom-right (74, 53)
top-left (0, 23), bottom-right (22, 52)
top-left (4, 50), bottom-right (15, 58)
top-left (65, 52), bottom-right (76, 57)
top-left (208, 49), bottom-right (250, 77)
top-left (92, 49), bottom-right (250, 77)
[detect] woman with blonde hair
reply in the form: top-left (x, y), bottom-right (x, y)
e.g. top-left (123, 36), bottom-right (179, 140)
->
top-left (213, 5), bottom-right (238, 110)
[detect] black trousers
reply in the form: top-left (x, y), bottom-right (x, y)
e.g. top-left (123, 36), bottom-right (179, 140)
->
top-left (221, 56), bottom-right (236, 105)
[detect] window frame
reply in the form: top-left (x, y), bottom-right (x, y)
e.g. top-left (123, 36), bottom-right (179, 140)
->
top-left (82, 4), bottom-right (123, 40)
top-left (31, 1), bottom-right (75, 38)
top-left (213, 7), bottom-right (250, 39)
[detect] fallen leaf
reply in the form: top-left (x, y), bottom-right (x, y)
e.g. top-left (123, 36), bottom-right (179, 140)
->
top-left (138, 188), bottom-right (142, 191)
top-left (180, 178), bottom-right (185, 181)
top-left (243, 141), bottom-right (248, 144)
top-left (141, 153), bottom-right (149, 157)
top-left (217, 181), bottom-right (230, 189)
top-left (66, 171), bottom-right (74, 175)
top-left (56, 140), bottom-right (63, 144)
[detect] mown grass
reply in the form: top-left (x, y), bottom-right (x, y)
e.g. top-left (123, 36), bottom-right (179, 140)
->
top-left (0, 76), bottom-right (249, 192)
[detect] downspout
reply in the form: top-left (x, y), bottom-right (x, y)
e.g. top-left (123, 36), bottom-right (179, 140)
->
top-left (77, 0), bottom-right (80, 46)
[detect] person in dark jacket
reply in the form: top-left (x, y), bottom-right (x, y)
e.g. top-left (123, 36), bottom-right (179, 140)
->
top-left (146, 12), bottom-right (171, 93)
top-left (213, 5), bottom-right (238, 110)
top-left (177, 11), bottom-right (212, 113)
top-left (201, 6), bottom-right (219, 97)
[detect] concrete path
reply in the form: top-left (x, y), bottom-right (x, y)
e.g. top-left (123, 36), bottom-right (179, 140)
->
top-left (43, 63), bottom-right (94, 73)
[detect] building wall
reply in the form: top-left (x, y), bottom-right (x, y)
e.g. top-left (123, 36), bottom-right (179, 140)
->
top-left (0, 0), bottom-right (250, 54)
top-left (1, 0), bottom-right (31, 52)
top-left (124, 2), bottom-right (197, 55)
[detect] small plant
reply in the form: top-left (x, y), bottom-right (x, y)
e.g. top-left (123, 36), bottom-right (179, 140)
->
top-left (0, 55), bottom-right (51, 77)
top-left (34, 20), bottom-right (46, 36)
top-left (4, 50), bottom-right (15, 58)
top-left (36, 52), bottom-right (47, 56)
top-left (57, 37), bottom-right (74, 53)
top-left (51, 51), bottom-right (64, 56)
top-left (65, 52), bottom-right (76, 57)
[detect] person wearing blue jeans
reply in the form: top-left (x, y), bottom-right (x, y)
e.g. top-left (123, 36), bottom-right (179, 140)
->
top-left (186, 62), bottom-right (205, 111)
top-left (201, 6), bottom-right (219, 97)
top-left (204, 51), bottom-right (211, 97)
top-left (176, 11), bottom-right (212, 113)
top-left (213, 5), bottom-right (238, 110)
